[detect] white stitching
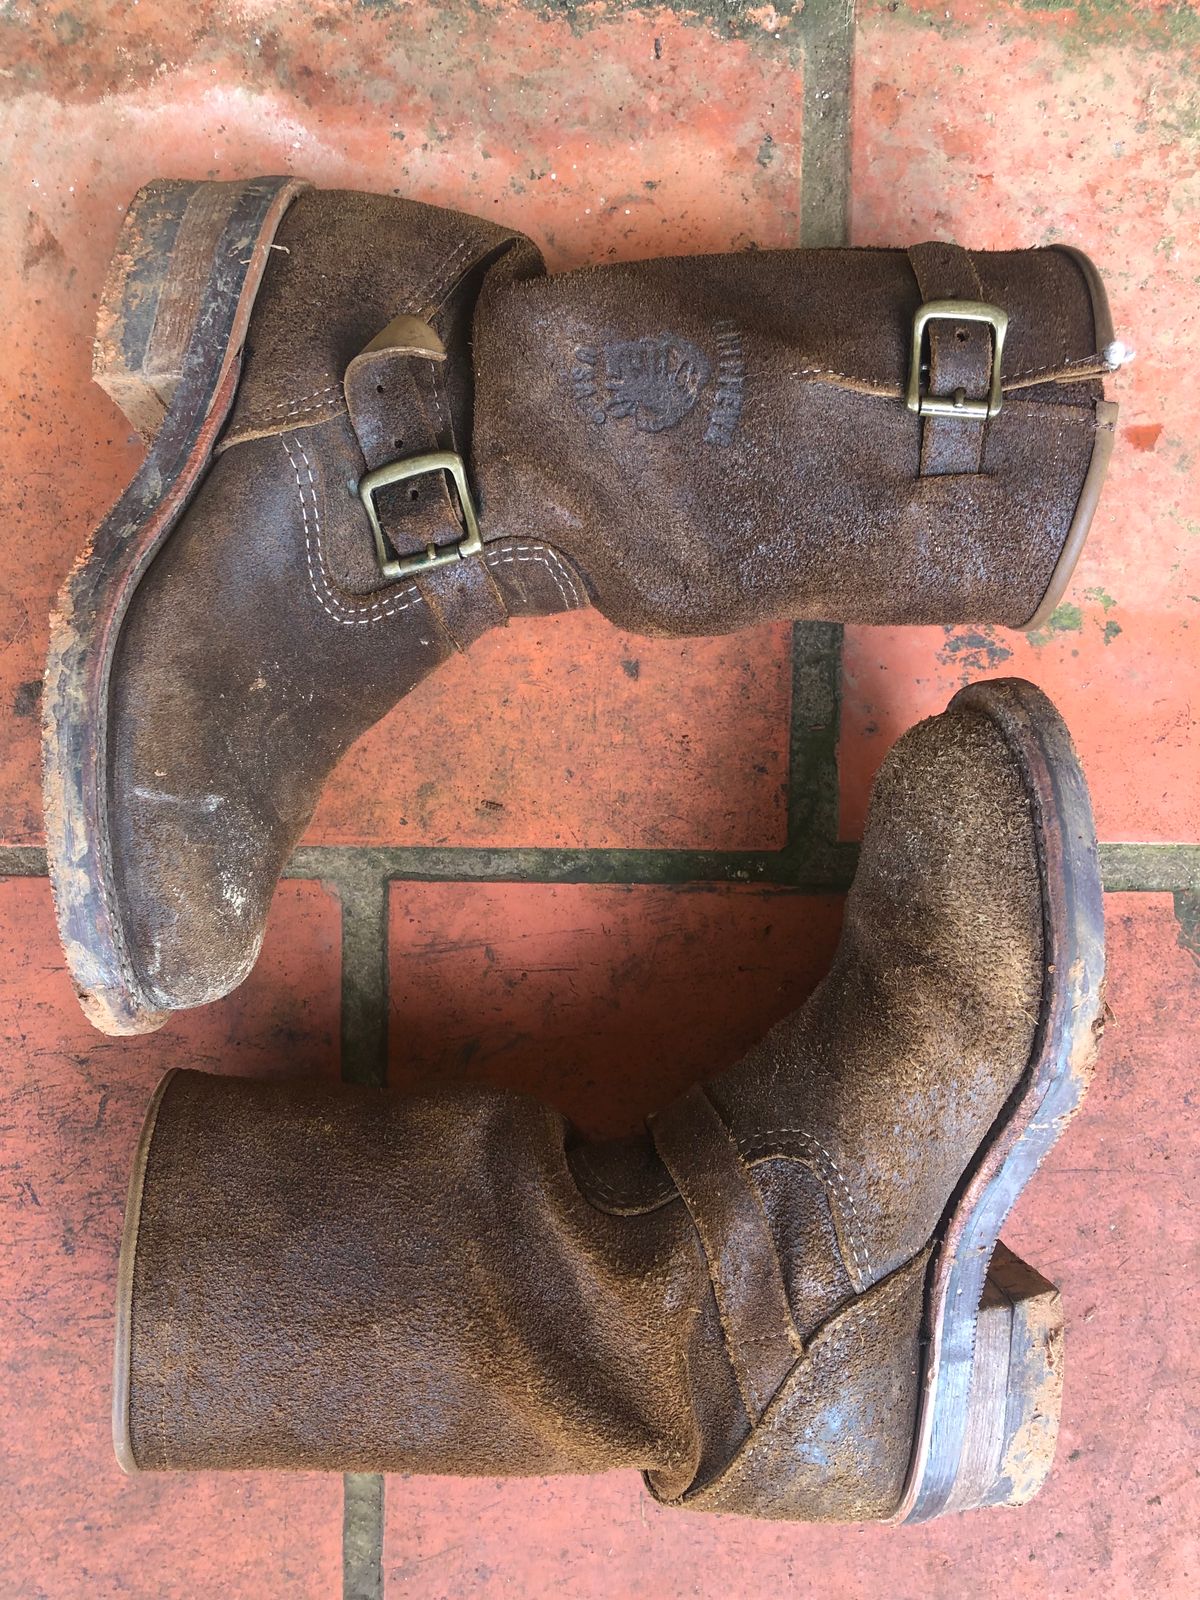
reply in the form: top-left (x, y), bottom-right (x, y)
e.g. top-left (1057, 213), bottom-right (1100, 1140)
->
top-left (281, 432), bottom-right (423, 626)
top-left (416, 237), bottom-right (472, 314)
top-left (239, 382), bottom-right (345, 428)
top-left (793, 364), bottom-right (892, 385)
top-left (738, 1129), bottom-right (872, 1280)
top-left (572, 1148), bottom-right (676, 1209)
top-left (792, 350), bottom-right (1110, 394)
top-left (1003, 350), bottom-right (1111, 383)
top-left (484, 543), bottom-right (583, 610)
top-left (742, 1133), bottom-right (870, 1278)
top-left (282, 433), bottom-right (584, 625)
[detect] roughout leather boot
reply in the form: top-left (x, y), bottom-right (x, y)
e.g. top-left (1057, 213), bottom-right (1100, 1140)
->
top-left (44, 176), bottom-right (1120, 1035)
top-left (115, 678), bottom-right (1105, 1522)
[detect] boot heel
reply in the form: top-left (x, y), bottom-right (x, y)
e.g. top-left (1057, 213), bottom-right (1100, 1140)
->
top-left (94, 179), bottom-right (274, 441)
top-left (941, 1242), bottom-right (1064, 1515)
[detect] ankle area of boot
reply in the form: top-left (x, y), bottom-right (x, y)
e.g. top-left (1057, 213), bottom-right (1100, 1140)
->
top-left (692, 695), bottom-right (1047, 1308)
top-left (213, 186), bottom-right (540, 453)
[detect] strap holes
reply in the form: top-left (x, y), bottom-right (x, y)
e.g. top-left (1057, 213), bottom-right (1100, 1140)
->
top-left (955, 327), bottom-right (969, 342)
top-left (408, 487), bottom-right (419, 501)
top-left (376, 383), bottom-right (385, 394)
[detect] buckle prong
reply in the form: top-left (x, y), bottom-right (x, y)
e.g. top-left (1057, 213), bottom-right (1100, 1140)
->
top-left (359, 449), bottom-right (482, 580)
top-left (906, 299), bottom-right (1009, 421)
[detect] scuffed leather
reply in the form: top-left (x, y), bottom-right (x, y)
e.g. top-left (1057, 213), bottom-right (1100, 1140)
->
top-left (106, 183), bottom-right (1104, 1015)
top-left (123, 698), bottom-right (1045, 1521)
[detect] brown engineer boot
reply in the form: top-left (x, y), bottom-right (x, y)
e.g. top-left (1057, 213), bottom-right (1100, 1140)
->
top-left (114, 678), bottom-right (1105, 1523)
top-left (44, 176), bottom-right (1120, 1035)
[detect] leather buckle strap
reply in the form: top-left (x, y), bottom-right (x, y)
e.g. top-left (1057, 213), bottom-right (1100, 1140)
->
top-left (650, 1085), bottom-right (800, 1425)
top-left (359, 449), bottom-right (482, 580)
top-left (906, 298), bottom-right (1008, 421)
top-left (906, 241), bottom-right (1004, 477)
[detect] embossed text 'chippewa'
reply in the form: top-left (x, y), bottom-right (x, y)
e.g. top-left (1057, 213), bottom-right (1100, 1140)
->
top-left (704, 319), bottom-right (745, 447)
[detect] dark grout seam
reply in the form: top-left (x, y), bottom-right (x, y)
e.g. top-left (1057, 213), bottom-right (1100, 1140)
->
top-left (799, 0), bottom-right (856, 248)
top-left (343, 1473), bottom-right (385, 1600)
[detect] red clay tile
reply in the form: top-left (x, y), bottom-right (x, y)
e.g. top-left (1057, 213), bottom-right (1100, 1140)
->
top-left (309, 616), bottom-right (791, 850)
top-left (388, 882), bottom-right (844, 1135)
top-left (0, 876), bottom-right (342, 1599)
top-left (382, 892), bottom-right (1199, 1597)
top-left (844, 1), bottom-right (1200, 843)
top-left (1, 3), bottom-right (803, 853)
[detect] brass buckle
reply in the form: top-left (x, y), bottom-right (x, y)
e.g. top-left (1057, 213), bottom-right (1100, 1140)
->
top-left (906, 299), bottom-right (1009, 421)
top-left (359, 449), bottom-right (482, 580)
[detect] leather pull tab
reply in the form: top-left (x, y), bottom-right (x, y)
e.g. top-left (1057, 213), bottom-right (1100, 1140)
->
top-left (359, 315), bottom-right (447, 361)
top-left (651, 1086), bottom-right (801, 1425)
top-left (908, 241), bottom-right (993, 477)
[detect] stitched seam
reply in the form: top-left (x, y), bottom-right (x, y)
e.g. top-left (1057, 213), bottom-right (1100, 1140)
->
top-left (416, 237), bottom-right (472, 315)
top-left (484, 543), bottom-right (583, 610)
top-left (702, 1280), bottom-right (908, 1514)
top-left (428, 358), bottom-right (452, 442)
top-left (281, 432), bottom-right (424, 626)
top-left (1005, 351), bottom-right (1111, 382)
top-left (571, 1148), bottom-right (676, 1211)
top-left (239, 397), bottom-right (348, 428)
top-left (738, 1130), bottom-right (871, 1280)
top-left (245, 381), bottom-right (343, 417)
top-left (791, 355), bottom-right (1107, 392)
top-left (794, 364), bottom-right (896, 385)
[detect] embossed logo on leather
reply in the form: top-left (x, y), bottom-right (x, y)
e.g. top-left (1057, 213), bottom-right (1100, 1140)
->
top-left (571, 334), bottom-right (712, 433)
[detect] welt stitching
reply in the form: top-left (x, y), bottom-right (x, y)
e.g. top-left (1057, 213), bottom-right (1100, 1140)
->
top-left (739, 1130), bottom-right (871, 1280)
top-left (281, 433), bottom-right (423, 626)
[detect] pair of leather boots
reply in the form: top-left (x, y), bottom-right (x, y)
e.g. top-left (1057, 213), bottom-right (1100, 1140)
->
top-left (45, 178), bottom-right (1116, 1523)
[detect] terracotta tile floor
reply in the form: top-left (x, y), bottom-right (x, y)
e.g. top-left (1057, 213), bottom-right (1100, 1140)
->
top-left (1, 2), bottom-right (1197, 1596)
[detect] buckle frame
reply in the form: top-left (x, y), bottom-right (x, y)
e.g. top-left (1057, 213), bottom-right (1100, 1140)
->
top-left (359, 449), bottom-right (482, 580)
top-left (906, 299), bottom-right (1009, 421)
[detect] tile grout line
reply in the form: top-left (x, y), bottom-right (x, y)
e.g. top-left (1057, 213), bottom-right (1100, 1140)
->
top-left (336, 863), bottom-right (390, 1600)
top-left (2, 842), bottom-right (1199, 893)
top-left (343, 1473), bottom-right (385, 1600)
top-left (785, 0), bottom-right (854, 863)
top-left (799, 0), bottom-right (856, 249)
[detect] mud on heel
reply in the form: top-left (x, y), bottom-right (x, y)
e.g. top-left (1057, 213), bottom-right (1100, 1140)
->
top-left (942, 1242), bottom-right (1065, 1515)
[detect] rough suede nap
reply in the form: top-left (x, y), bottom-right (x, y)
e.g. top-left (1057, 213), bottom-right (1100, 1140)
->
top-left (123, 699), bottom-right (1047, 1523)
top-left (98, 185), bottom-right (1111, 1017)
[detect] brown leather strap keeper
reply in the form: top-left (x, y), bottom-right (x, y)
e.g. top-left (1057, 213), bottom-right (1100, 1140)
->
top-left (908, 241), bottom-right (993, 477)
top-left (651, 1085), bottom-right (801, 1424)
top-left (344, 241), bottom-right (510, 651)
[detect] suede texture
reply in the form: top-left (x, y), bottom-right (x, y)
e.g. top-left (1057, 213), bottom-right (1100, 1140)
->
top-left (121, 697), bottom-right (1046, 1522)
top-left (100, 183), bottom-right (1111, 1017)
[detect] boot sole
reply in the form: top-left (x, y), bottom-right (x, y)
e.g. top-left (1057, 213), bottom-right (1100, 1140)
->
top-left (893, 677), bottom-right (1105, 1522)
top-left (42, 176), bottom-right (306, 1034)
